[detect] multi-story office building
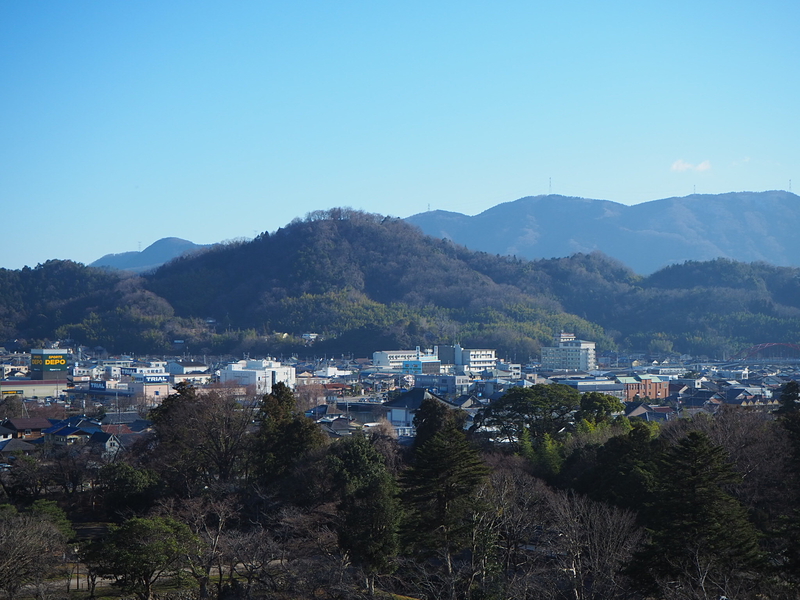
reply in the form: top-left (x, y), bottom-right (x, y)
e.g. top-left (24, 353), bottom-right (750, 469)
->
top-left (220, 358), bottom-right (295, 394)
top-left (541, 333), bottom-right (597, 372)
top-left (616, 374), bottom-right (669, 402)
top-left (373, 347), bottom-right (438, 370)
top-left (413, 373), bottom-right (471, 396)
top-left (437, 344), bottom-right (497, 372)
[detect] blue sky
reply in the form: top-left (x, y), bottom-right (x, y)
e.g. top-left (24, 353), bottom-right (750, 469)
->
top-left (2, 1), bottom-right (798, 269)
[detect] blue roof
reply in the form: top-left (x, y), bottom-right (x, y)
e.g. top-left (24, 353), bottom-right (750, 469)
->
top-left (43, 416), bottom-right (102, 436)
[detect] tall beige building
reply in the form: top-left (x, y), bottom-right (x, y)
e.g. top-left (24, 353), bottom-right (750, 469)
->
top-left (541, 333), bottom-right (596, 371)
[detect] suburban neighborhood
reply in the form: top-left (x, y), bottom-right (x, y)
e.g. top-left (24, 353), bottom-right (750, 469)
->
top-left (2, 334), bottom-right (793, 439)
top-left (0, 333), bottom-right (798, 599)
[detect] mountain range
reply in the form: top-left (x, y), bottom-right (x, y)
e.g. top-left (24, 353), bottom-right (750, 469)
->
top-left (90, 238), bottom-right (211, 273)
top-left (88, 191), bottom-right (800, 276)
top-left (406, 191), bottom-right (800, 274)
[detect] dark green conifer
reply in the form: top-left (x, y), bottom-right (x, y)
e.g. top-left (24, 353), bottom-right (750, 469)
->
top-left (329, 434), bottom-right (400, 595)
top-left (251, 383), bottom-right (326, 485)
top-left (413, 395), bottom-right (465, 451)
top-left (777, 380), bottom-right (800, 415)
top-left (570, 420), bottom-right (658, 510)
top-left (401, 422), bottom-right (489, 574)
top-left (633, 431), bottom-right (764, 595)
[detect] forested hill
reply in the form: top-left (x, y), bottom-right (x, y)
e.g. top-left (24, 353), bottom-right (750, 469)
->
top-left (3, 208), bottom-right (800, 358)
top-left (145, 209), bottom-right (615, 356)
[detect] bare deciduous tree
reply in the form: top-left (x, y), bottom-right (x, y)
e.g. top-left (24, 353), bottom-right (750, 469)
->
top-left (293, 383), bottom-right (326, 412)
top-left (545, 490), bottom-right (642, 600)
top-left (148, 383), bottom-right (255, 494)
top-left (157, 496), bottom-right (237, 599)
top-left (0, 513), bottom-right (66, 600)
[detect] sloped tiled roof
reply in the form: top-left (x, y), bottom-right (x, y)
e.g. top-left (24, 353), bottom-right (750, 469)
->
top-left (383, 388), bottom-right (454, 410)
top-left (101, 412), bottom-right (145, 425)
top-left (47, 426), bottom-right (97, 437)
top-left (0, 438), bottom-right (36, 454)
top-left (126, 419), bottom-right (152, 433)
top-left (88, 431), bottom-right (119, 445)
top-left (101, 424), bottom-right (133, 435)
top-left (44, 417), bottom-right (102, 436)
top-left (3, 417), bottom-right (54, 431)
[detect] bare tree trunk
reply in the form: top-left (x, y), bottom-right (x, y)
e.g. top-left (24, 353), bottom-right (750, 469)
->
top-left (86, 571), bottom-right (98, 598)
top-left (366, 573), bottom-right (375, 596)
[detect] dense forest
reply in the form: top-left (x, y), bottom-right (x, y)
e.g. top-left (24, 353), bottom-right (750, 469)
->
top-left (6, 381), bottom-right (800, 599)
top-left (3, 208), bottom-right (800, 358)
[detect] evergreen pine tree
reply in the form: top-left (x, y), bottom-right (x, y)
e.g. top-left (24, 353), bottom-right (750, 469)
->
top-left (633, 431), bottom-right (764, 596)
top-left (329, 434), bottom-right (400, 595)
top-left (412, 396), bottom-right (465, 451)
top-left (251, 383), bottom-right (326, 485)
top-left (571, 420), bottom-right (658, 510)
top-left (777, 380), bottom-right (800, 415)
top-left (401, 422), bottom-right (489, 576)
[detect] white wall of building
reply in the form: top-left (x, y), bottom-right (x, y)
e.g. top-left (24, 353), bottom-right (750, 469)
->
top-left (220, 359), bottom-right (296, 394)
top-left (541, 335), bottom-right (597, 371)
top-left (373, 347), bottom-right (437, 370)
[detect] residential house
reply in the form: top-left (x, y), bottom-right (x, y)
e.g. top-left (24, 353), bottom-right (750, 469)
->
top-left (624, 401), bottom-right (675, 422)
top-left (87, 431), bottom-right (123, 460)
top-left (413, 373), bottom-right (470, 396)
top-left (723, 386), bottom-right (778, 410)
top-left (383, 388), bottom-right (460, 437)
top-left (1, 417), bottom-right (54, 440)
top-left (317, 416), bottom-right (362, 438)
top-left (42, 416), bottom-right (103, 446)
top-left (0, 438), bottom-right (36, 457)
top-left (101, 411), bottom-right (152, 432)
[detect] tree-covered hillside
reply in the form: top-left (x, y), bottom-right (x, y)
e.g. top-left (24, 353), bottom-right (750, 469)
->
top-left (145, 209), bottom-right (610, 357)
top-left (3, 209), bottom-right (800, 358)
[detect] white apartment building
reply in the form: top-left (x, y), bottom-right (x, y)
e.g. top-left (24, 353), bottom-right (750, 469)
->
top-left (314, 365), bottom-right (353, 378)
top-left (541, 333), bottom-right (597, 372)
top-left (219, 359), bottom-right (295, 394)
top-left (166, 360), bottom-right (209, 375)
top-left (120, 361), bottom-right (170, 383)
top-left (373, 347), bottom-right (438, 370)
top-left (459, 347), bottom-right (497, 371)
top-left (436, 344), bottom-right (497, 372)
top-left (374, 345), bottom-right (498, 373)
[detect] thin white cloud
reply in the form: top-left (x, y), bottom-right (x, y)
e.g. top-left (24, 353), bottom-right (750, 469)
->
top-left (671, 159), bottom-right (711, 172)
top-left (671, 159), bottom-right (693, 172)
